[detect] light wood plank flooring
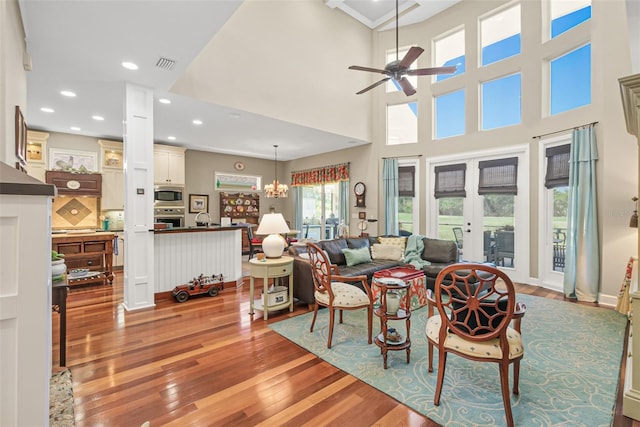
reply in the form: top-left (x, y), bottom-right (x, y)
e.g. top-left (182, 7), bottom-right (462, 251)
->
top-left (52, 270), bottom-right (636, 426)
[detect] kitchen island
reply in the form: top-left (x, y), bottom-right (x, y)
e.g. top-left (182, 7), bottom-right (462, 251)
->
top-left (153, 225), bottom-right (251, 294)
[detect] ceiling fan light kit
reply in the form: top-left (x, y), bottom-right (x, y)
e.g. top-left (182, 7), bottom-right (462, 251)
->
top-left (349, 0), bottom-right (456, 96)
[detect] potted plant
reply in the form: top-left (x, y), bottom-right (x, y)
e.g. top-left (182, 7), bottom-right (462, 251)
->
top-left (51, 250), bottom-right (66, 282)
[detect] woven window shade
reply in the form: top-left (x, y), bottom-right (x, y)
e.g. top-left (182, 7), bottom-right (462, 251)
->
top-left (398, 166), bottom-right (415, 197)
top-left (478, 157), bottom-right (518, 195)
top-left (434, 164), bottom-right (466, 198)
top-left (544, 144), bottom-right (570, 189)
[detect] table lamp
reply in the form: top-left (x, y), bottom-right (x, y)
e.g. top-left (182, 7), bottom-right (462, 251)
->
top-left (256, 213), bottom-right (290, 258)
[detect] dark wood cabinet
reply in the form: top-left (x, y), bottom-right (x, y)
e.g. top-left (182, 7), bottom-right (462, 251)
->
top-left (52, 232), bottom-right (114, 286)
top-left (46, 171), bottom-right (102, 197)
top-left (220, 192), bottom-right (259, 253)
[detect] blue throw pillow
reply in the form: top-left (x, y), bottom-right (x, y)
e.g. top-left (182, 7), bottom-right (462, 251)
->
top-left (342, 246), bottom-right (372, 266)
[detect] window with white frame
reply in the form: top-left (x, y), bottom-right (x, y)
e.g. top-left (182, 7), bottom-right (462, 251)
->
top-left (387, 103), bottom-right (418, 145)
top-left (434, 89), bottom-right (465, 139)
top-left (433, 28), bottom-right (465, 81)
top-left (550, 44), bottom-right (591, 115)
top-left (550, 0), bottom-right (591, 39)
top-left (480, 4), bottom-right (521, 67)
top-left (481, 73), bottom-right (522, 130)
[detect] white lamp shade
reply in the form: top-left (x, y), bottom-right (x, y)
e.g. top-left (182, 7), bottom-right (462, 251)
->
top-left (256, 213), bottom-right (290, 258)
top-left (256, 213), bottom-right (290, 235)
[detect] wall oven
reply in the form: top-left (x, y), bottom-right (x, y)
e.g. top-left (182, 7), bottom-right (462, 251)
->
top-left (154, 207), bottom-right (185, 228)
top-left (154, 185), bottom-right (184, 207)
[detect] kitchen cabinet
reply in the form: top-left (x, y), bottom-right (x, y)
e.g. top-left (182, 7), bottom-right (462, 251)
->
top-left (25, 130), bottom-right (49, 182)
top-left (220, 192), bottom-right (260, 253)
top-left (46, 171), bottom-right (102, 197)
top-left (52, 232), bottom-right (115, 286)
top-left (99, 140), bottom-right (124, 210)
top-left (154, 144), bottom-right (185, 185)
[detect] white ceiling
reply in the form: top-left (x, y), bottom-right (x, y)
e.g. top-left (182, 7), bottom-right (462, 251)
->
top-left (19, 0), bottom-right (460, 161)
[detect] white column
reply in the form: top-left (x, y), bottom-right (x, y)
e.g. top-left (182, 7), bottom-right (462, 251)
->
top-left (123, 83), bottom-right (155, 310)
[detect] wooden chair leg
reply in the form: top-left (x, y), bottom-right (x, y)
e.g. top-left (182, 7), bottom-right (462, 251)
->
top-left (434, 349), bottom-right (447, 406)
top-left (339, 309), bottom-right (343, 324)
top-left (428, 341), bottom-right (434, 373)
top-left (513, 360), bottom-right (520, 395)
top-left (366, 305), bottom-right (372, 344)
top-left (499, 362), bottom-right (514, 427)
top-left (310, 303), bottom-right (319, 333)
top-left (327, 306), bottom-right (335, 349)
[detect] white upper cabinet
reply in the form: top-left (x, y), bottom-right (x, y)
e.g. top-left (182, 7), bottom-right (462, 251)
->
top-left (154, 144), bottom-right (186, 185)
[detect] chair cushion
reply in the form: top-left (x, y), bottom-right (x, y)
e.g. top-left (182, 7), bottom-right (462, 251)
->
top-left (314, 282), bottom-right (371, 307)
top-left (371, 243), bottom-right (404, 261)
top-left (320, 239), bottom-right (348, 265)
top-left (425, 315), bottom-right (523, 359)
top-left (342, 246), bottom-right (372, 266)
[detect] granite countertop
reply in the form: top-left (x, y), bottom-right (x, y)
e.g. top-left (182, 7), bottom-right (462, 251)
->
top-left (52, 230), bottom-right (116, 238)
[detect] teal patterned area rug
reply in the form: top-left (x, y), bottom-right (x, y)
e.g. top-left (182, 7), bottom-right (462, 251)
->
top-left (269, 294), bottom-right (627, 427)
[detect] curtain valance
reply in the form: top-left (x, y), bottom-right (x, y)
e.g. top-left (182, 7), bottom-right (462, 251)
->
top-left (290, 163), bottom-right (349, 187)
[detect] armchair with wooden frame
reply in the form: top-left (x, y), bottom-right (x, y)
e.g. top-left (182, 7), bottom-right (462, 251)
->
top-left (306, 242), bottom-right (374, 349)
top-left (425, 263), bottom-right (526, 427)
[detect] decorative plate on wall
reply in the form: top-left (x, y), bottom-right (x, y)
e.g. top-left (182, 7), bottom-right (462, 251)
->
top-left (234, 161), bottom-right (245, 171)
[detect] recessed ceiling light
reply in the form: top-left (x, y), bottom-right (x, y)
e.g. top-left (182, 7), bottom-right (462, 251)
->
top-left (40, 107), bottom-right (54, 113)
top-left (60, 90), bottom-right (76, 97)
top-left (70, 126), bottom-right (81, 131)
top-left (167, 136), bottom-right (176, 141)
top-left (192, 119), bottom-right (203, 125)
top-left (122, 61), bottom-right (138, 70)
top-left (159, 98), bottom-right (171, 104)
top-left (92, 115), bottom-right (105, 121)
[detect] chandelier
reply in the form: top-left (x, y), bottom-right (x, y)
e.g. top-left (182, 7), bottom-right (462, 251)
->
top-left (264, 144), bottom-right (288, 198)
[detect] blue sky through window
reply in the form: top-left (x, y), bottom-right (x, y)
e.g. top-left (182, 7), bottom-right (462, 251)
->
top-left (482, 74), bottom-right (521, 130)
top-left (435, 90), bottom-right (465, 139)
top-left (551, 44), bottom-right (591, 115)
top-left (552, 5), bottom-right (591, 38)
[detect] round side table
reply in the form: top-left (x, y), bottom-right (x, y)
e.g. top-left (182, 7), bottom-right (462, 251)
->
top-left (372, 277), bottom-right (411, 369)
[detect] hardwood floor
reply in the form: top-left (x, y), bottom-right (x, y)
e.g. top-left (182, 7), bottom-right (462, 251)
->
top-left (52, 270), bottom-right (636, 426)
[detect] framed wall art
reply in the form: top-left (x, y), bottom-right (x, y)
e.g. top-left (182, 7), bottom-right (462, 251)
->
top-left (215, 172), bottom-right (261, 191)
top-left (189, 194), bottom-right (209, 214)
top-left (49, 148), bottom-right (97, 172)
top-left (15, 106), bottom-right (27, 167)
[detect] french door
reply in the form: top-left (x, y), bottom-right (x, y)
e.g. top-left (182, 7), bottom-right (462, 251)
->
top-left (428, 148), bottom-right (529, 283)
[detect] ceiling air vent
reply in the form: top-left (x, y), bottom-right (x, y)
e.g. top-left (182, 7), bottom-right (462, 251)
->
top-left (155, 57), bottom-right (176, 71)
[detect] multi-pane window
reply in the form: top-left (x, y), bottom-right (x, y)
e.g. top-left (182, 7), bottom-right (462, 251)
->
top-left (481, 73), bottom-right (521, 130)
top-left (433, 28), bottom-right (465, 81)
top-left (550, 44), bottom-right (591, 115)
top-left (434, 89), bottom-right (465, 139)
top-left (480, 4), bottom-right (521, 67)
top-left (387, 103), bottom-right (418, 145)
top-left (386, 47), bottom-right (418, 92)
top-left (550, 0), bottom-right (591, 38)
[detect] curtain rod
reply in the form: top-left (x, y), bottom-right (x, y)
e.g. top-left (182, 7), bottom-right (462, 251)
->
top-left (533, 121), bottom-right (598, 140)
top-left (382, 154), bottom-right (423, 159)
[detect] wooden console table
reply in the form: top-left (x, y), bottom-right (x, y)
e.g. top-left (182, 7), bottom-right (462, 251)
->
top-left (52, 281), bottom-right (69, 366)
top-left (52, 232), bottom-right (115, 286)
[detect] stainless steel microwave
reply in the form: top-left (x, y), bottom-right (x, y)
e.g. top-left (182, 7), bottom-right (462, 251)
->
top-left (154, 185), bottom-right (184, 206)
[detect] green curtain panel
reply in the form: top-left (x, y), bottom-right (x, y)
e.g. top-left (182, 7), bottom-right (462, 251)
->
top-left (563, 126), bottom-right (600, 302)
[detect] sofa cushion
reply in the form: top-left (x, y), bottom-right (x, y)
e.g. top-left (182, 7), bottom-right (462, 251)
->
top-left (422, 237), bottom-right (458, 263)
top-left (320, 239), bottom-right (348, 265)
top-left (378, 236), bottom-right (408, 253)
top-left (346, 237), bottom-right (370, 250)
top-left (371, 243), bottom-right (404, 261)
top-left (342, 246), bottom-right (372, 266)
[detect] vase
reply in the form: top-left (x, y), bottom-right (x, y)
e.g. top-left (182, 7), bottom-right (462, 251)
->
top-left (52, 259), bottom-right (67, 280)
top-left (385, 290), bottom-right (401, 315)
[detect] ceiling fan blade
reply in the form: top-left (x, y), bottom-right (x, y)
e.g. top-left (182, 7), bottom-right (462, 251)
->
top-left (349, 65), bottom-right (389, 75)
top-left (356, 78), bottom-right (391, 95)
top-left (407, 66), bottom-right (457, 76)
top-left (398, 46), bottom-right (424, 69)
top-left (398, 77), bottom-right (416, 96)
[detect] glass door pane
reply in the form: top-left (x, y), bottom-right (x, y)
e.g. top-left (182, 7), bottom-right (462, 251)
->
top-left (436, 197), bottom-right (464, 260)
top-left (324, 183), bottom-right (339, 240)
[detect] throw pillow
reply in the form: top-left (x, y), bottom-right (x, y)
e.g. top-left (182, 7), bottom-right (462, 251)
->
top-left (378, 236), bottom-right (408, 253)
top-left (342, 246), bottom-right (372, 266)
top-left (371, 243), bottom-right (404, 261)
